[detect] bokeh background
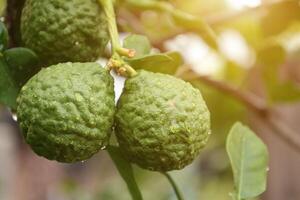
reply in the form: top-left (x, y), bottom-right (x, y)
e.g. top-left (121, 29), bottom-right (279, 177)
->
top-left (1, 0), bottom-right (300, 199)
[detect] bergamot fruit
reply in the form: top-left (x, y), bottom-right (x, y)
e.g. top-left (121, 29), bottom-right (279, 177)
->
top-left (21, 0), bottom-right (109, 66)
top-left (115, 70), bottom-right (211, 171)
top-left (17, 62), bottom-right (115, 163)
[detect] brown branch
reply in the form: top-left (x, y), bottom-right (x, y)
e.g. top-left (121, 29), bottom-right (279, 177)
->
top-left (180, 69), bottom-right (268, 114)
top-left (178, 67), bottom-right (300, 153)
top-left (5, 0), bottom-right (25, 47)
top-left (265, 112), bottom-right (300, 153)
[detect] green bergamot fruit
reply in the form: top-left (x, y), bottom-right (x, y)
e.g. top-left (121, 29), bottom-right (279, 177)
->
top-left (17, 62), bottom-right (115, 163)
top-left (115, 70), bottom-right (211, 171)
top-left (21, 0), bottom-right (109, 66)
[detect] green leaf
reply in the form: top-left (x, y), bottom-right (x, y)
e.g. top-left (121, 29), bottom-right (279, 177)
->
top-left (0, 58), bottom-right (19, 109)
top-left (123, 34), bottom-right (151, 58)
top-left (226, 122), bottom-right (268, 200)
top-left (0, 21), bottom-right (8, 51)
top-left (107, 146), bottom-right (143, 200)
top-left (4, 47), bottom-right (40, 86)
top-left (126, 52), bottom-right (182, 75)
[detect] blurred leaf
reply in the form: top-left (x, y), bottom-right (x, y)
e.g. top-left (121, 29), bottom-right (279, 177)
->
top-left (123, 34), bottom-right (152, 57)
top-left (226, 122), bottom-right (268, 200)
top-left (126, 52), bottom-right (182, 74)
top-left (257, 41), bottom-right (285, 66)
top-left (0, 0), bottom-right (6, 16)
top-left (0, 21), bottom-right (8, 52)
top-left (257, 42), bottom-right (300, 102)
top-left (222, 61), bottom-right (247, 86)
top-left (165, 51), bottom-right (184, 66)
top-left (261, 1), bottom-right (300, 36)
top-left (4, 47), bottom-right (40, 86)
top-left (223, 15), bottom-right (263, 48)
top-left (0, 58), bottom-right (19, 109)
top-left (107, 146), bottom-right (143, 200)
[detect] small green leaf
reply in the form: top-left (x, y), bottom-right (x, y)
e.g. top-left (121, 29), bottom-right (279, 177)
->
top-left (0, 21), bottom-right (8, 51)
top-left (4, 47), bottom-right (40, 86)
top-left (226, 122), bottom-right (268, 200)
top-left (0, 58), bottom-right (19, 109)
top-left (107, 146), bottom-right (143, 200)
top-left (123, 34), bottom-right (152, 57)
top-left (126, 52), bottom-right (182, 75)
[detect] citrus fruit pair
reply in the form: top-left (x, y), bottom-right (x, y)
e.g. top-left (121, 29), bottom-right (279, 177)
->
top-left (17, 62), bottom-right (210, 171)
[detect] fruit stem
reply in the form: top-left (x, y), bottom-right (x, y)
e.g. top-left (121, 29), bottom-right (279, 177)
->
top-left (161, 172), bottom-right (185, 200)
top-left (98, 0), bottom-right (137, 77)
top-left (99, 0), bottom-right (120, 53)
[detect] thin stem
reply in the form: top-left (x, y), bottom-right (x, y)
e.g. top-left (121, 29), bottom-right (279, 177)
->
top-left (99, 0), bottom-right (120, 53)
top-left (161, 172), bottom-right (185, 200)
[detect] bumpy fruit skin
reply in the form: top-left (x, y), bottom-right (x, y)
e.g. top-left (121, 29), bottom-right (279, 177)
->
top-left (21, 0), bottom-right (109, 66)
top-left (115, 70), bottom-right (211, 171)
top-left (17, 62), bottom-right (115, 163)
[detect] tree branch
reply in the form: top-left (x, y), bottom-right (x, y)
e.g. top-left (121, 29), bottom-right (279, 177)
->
top-left (181, 71), bottom-right (267, 114)
top-left (178, 67), bottom-right (300, 153)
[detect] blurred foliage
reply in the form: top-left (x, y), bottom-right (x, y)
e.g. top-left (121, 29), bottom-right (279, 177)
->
top-left (261, 1), bottom-right (300, 36)
top-left (0, 0), bottom-right (5, 16)
top-left (257, 41), bottom-right (300, 103)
